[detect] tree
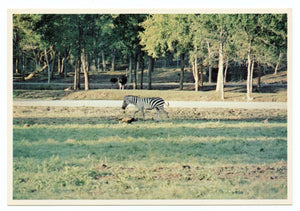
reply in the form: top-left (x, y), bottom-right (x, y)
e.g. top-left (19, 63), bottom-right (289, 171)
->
top-left (13, 14), bottom-right (43, 77)
top-left (139, 15), bottom-right (167, 89)
top-left (190, 14), bottom-right (210, 91)
top-left (258, 14), bottom-right (287, 75)
top-left (93, 15), bottom-right (114, 71)
top-left (197, 14), bottom-right (237, 99)
top-left (236, 14), bottom-right (260, 101)
top-left (13, 13), bottom-right (287, 95)
top-left (112, 14), bottom-right (147, 89)
top-left (217, 15), bottom-right (235, 99)
top-left (234, 14), bottom-right (287, 100)
top-left (140, 14), bottom-right (192, 90)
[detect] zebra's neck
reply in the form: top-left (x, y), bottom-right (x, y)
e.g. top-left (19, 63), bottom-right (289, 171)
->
top-left (128, 96), bottom-right (138, 104)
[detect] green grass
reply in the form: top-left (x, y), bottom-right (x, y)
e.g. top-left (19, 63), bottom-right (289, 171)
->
top-left (13, 107), bottom-right (287, 200)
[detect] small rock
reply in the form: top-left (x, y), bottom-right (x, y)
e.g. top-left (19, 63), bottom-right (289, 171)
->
top-left (64, 86), bottom-right (72, 91)
top-left (23, 124), bottom-right (30, 128)
top-left (182, 165), bottom-right (191, 169)
top-left (120, 117), bottom-right (137, 123)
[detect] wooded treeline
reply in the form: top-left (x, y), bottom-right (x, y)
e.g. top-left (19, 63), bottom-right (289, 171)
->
top-left (13, 13), bottom-right (287, 100)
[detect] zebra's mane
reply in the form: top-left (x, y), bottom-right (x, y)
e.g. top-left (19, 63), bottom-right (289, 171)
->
top-left (125, 95), bottom-right (138, 97)
top-left (125, 95), bottom-right (163, 101)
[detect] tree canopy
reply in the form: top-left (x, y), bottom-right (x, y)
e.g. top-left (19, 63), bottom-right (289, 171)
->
top-left (13, 13), bottom-right (287, 98)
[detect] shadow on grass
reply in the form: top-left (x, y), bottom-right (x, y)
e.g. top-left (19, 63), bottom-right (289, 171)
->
top-left (225, 85), bottom-right (287, 94)
top-left (13, 115), bottom-right (287, 126)
top-left (13, 121), bottom-right (287, 165)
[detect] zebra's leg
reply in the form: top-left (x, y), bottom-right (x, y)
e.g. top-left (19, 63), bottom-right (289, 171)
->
top-left (157, 109), bottom-right (161, 120)
top-left (133, 108), bottom-right (139, 119)
top-left (141, 107), bottom-right (145, 120)
top-left (160, 108), bottom-right (169, 119)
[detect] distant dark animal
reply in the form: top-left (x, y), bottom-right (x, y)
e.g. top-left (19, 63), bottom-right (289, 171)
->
top-left (118, 75), bottom-right (127, 90)
top-left (110, 77), bottom-right (118, 83)
top-left (110, 77), bottom-right (118, 89)
top-left (122, 95), bottom-right (169, 120)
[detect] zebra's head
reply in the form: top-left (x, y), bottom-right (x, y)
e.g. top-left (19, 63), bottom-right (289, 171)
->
top-left (122, 95), bottom-right (136, 110)
top-left (121, 100), bottom-right (128, 110)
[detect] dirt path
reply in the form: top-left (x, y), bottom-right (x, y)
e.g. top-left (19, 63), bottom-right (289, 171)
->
top-left (13, 99), bottom-right (287, 109)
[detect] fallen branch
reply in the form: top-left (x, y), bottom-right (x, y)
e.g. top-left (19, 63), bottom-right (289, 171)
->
top-left (24, 64), bottom-right (48, 80)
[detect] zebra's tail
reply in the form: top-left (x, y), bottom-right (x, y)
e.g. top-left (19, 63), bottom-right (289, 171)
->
top-left (165, 101), bottom-right (170, 108)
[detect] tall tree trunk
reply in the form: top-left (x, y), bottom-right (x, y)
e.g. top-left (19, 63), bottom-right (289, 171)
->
top-left (62, 49), bottom-right (70, 78)
top-left (274, 51), bottom-right (282, 75)
top-left (50, 50), bottom-right (55, 80)
top-left (129, 55), bottom-right (133, 83)
top-left (15, 51), bottom-right (19, 74)
top-left (32, 49), bottom-right (40, 71)
top-left (208, 66), bottom-right (212, 84)
top-left (148, 56), bottom-right (154, 90)
top-left (200, 61), bottom-right (204, 88)
top-left (206, 41), bottom-right (212, 84)
top-left (250, 59), bottom-right (254, 94)
top-left (74, 58), bottom-right (81, 90)
top-left (136, 54), bottom-right (140, 89)
top-left (111, 49), bottom-right (115, 71)
top-left (224, 60), bottom-right (229, 85)
top-left (179, 53), bottom-right (185, 90)
top-left (81, 49), bottom-right (89, 90)
top-left (59, 57), bottom-right (65, 76)
top-left (96, 55), bottom-right (100, 72)
top-left (101, 50), bottom-right (106, 71)
top-left (62, 57), bottom-right (67, 78)
top-left (21, 53), bottom-right (25, 80)
top-left (87, 53), bottom-right (91, 73)
top-left (216, 42), bottom-right (224, 100)
top-left (246, 40), bottom-right (253, 101)
top-left (140, 56), bottom-right (145, 90)
top-left (257, 63), bottom-right (261, 89)
top-left (58, 55), bottom-right (61, 75)
top-left (192, 54), bottom-right (199, 92)
top-left (74, 20), bottom-right (82, 90)
top-left (44, 48), bottom-right (51, 84)
top-left (176, 48), bottom-right (179, 68)
top-left (133, 53), bottom-right (139, 90)
top-left (14, 33), bottom-right (20, 74)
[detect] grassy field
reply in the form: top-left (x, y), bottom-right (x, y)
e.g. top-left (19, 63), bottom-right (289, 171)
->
top-left (13, 106), bottom-right (287, 200)
top-left (13, 87), bottom-right (287, 102)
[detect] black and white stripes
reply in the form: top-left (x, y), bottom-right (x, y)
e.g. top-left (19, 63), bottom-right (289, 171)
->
top-left (122, 95), bottom-right (169, 120)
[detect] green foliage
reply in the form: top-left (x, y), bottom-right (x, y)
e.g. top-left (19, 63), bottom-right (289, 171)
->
top-left (13, 14), bottom-right (43, 51)
top-left (13, 13), bottom-right (287, 86)
top-left (139, 14), bottom-right (192, 58)
top-left (112, 14), bottom-right (147, 55)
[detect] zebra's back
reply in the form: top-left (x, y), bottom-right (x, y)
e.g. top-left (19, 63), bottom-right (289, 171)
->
top-left (138, 97), bottom-right (165, 110)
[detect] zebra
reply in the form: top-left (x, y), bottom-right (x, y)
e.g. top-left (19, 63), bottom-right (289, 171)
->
top-left (122, 95), bottom-right (169, 120)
